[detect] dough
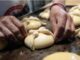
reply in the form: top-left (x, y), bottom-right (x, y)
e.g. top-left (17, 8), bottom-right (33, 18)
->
top-left (43, 52), bottom-right (80, 60)
top-left (22, 16), bottom-right (47, 30)
top-left (24, 27), bottom-right (54, 50)
top-left (39, 9), bottom-right (50, 19)
top-left (69, 5), bottom-right (80, 26)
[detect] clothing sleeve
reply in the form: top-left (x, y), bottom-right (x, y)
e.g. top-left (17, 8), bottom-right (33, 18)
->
top-left (27, 0), bottom-right (52, 13)
top-left (0, 0), bottom-right (27, 16)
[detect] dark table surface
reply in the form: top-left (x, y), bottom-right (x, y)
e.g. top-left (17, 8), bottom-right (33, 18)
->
top-left (0, 38), bottom-right (80, 60)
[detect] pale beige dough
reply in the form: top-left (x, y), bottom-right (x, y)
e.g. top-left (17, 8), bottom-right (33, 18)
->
top-left (43, 52), bottom-right (80, 60)
top-left (22, 16), bottom-right (47, 30)
top-left (69, 5), bottom-right (80, 26)
top-left (39, 9), bottom-right (50, 19)
top-left (24, 27), bottom-right (54, 50)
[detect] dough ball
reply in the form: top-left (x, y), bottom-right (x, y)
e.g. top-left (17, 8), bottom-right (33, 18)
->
top-left (39, 9), bottom-right (50, 19)
top-left (26, 20), bottom-right (41, 30)
top-left (22, 16), bottom-right (42, 30)
top-left (69, 5), bottom-right (80, 26)
top-left (43, 52), bottom-right (80, 60)
top-left (34, 33), bottom-right (53, 49)
top-left (24, 27), bottom-right (54, 50)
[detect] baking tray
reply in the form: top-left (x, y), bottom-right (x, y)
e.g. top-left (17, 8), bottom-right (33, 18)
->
top-left (0, 5), bottom-right (80, 60)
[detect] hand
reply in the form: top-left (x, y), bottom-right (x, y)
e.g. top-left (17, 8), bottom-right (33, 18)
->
top-left (50, 5), bottom-right (75, 42)
top-left (0, 16), bottom-right (26, 44)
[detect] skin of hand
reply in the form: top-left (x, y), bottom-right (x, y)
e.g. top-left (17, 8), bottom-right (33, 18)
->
top-left (50, 5), bottom-right (75, 42)
top-left (0, 16), bottom-right (26, 44)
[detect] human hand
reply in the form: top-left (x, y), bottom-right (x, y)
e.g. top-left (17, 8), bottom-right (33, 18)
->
top-left (0, 16), bottom-right (26, 44)
top-left (50, 5), bottom-right (75, 42)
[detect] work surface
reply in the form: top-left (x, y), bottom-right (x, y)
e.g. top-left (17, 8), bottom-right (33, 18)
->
top-left (0, 38), bottom-right (80, 60)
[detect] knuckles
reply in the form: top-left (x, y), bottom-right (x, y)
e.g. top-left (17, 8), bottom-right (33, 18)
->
top-left (0, 16), bottom-right (24, 42)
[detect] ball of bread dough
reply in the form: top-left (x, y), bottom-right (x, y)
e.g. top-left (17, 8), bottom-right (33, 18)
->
top-left (26, 20), bottom-right (42, 30)
top-left (69, 5), bottom-right (80, 26)
top-left (24, 27), bottom-right (54, 50)
top-left (39, 9), bottom-right (50, 19)
top-left (22, 16), bottom-right (42, 30)
top-left (43, 52), bottom-right (80, 60)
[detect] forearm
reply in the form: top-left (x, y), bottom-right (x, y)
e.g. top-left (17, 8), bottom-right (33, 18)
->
top-left (41, 0), bottom-right (65, 9)
top-left (53, 0), bottom-right (65, 5)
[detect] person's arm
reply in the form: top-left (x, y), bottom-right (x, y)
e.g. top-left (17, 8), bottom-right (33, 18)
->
top-left (41, 0), bottom-right (65, 9)
top-left (50, 0), bottom-right (75, 42)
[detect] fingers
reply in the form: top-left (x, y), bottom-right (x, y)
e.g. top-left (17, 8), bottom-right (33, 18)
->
top-left (50, 16), bottom-right (57, 33)
top-left (64, 15), bottom-right (72, 38)
top-left (64, 15), bottom-right (75, 39)
top-left (71, 18), bottom-right (75, 33)
top-left (0, 31), bottom-right (5, 42)
top-left (1, 17), bottom-right (24, 41)
top-left (0, 31), bottom-right (7, 50)
top-left (0, 16), bottom-right (27, 43)
top-left (0, 22), bottom-right (17, 42)
top-left (54, 25), bottom-right (65, 41)
top-left (0, 16), bottom-right (27, 49)
top-left (53, 14), bottom-right (67, 41)
top-left (69, 16), bottom-right (75, 37)
top-left (10, 16), bottom-right (26, 37)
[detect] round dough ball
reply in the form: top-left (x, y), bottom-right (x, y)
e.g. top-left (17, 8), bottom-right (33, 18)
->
top-left (24, 27), bottom-right (54, 50)
top-left (22, 16), bottom-right (42, 30)
top-left (34, 33), bottom-right (53, 49)
top-left (43, 52), bottom-right (80, 60)
top-left (26, 20), bottom-right (42, 30)
top-left (39, 9), bottom-right (50, 19)
top-left (69, 5), bottom-right (80, 26)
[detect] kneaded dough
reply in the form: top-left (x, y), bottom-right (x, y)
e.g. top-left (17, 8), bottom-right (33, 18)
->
top-left (24, 27), bottom-right (54, 50)
top-left (39, 9), bottom-right (50, 19)
top-left (22, 16), bottom-right (42, 30)
top-left (22, 16), bottom-right (47, 30)
top-left (43, 52), bottom-right (80, 60)
top-left (69, 5), bottom-right (80, 26)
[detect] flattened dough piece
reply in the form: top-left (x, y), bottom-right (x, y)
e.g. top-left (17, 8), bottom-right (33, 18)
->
top-left (43, 52), bottom-right (80, 60)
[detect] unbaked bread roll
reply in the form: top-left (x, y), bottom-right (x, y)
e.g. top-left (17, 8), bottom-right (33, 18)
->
top-left (43, 52), bottom-right (80, 60)
top-left (22, 16), bottom-right (47, 30)
top-left (22, 16), bottom-right (42, 30)
top-left (69, 5), bottom-right (80, 26)
top-left (75, 28), bottom-right (80, 38)
top-left (39, 9), bottom-right (50, 19)
top-left (24, 27), bottom-right (54, 50)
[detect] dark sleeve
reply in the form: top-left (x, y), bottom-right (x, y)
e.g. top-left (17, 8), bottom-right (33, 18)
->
top-left (27, 0), bottom-right (45, 12)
